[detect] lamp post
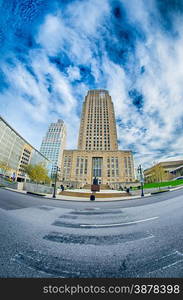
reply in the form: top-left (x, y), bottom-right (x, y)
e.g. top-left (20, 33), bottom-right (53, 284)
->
top-left (52, 166), bottom-right (60, 198)
top-left (137, 164), bottom-right (144, 197)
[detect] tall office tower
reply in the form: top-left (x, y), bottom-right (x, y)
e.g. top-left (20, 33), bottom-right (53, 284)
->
top-left (40, 119), bottom-right (66, 178)
top-left (78, 90), bottom-right (118, 151)
top-left (61, 90), bottom-right (135, 188)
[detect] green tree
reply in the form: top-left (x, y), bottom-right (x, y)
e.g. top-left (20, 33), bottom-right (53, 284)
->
top-left (152, 164), bottom-right (167, 182)
top-left (150, 164), bottom-right (169, 189)
top-left (44, 174), bottom-right (51, 184)
top-left (24, 164), bottom-right (51, 184)
top-left (0, 161), bottom-right (11, 175)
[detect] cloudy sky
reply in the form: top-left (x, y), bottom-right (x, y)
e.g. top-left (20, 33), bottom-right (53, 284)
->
top-left (0, 0), bottom-right (183, 169)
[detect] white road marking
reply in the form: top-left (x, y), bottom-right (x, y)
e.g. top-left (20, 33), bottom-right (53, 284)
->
top-left (158, 251), bottom-right (179, 260)
top-left (140, 234), bottom-right (154, 241)
top-left (80, 216), bottom-right (159, 228)
top-left (147, 260), bottom-right (183, 276)
top-left (123, 234), bottom-right (155, 244)
top-left (153, 250), bottom-right (183, 262)
top-left (175, 250), bottom-right (183, 256)
top-left (161, 259), bottom-right (183, 270)
top-left (146, 250), bottom-right (183, 276)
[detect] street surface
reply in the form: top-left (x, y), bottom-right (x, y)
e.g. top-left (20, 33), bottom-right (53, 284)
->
top-left (0, 188), bottom-right (183, 277)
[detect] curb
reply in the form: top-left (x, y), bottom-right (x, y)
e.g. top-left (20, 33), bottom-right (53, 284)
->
top-left (3, 185), bottom-right (183, 202)
top-left (26, 191), bottom-right (46, 197)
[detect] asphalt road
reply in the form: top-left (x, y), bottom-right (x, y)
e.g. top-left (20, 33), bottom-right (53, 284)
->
top-left (0, 188), bottom-right (183, 278)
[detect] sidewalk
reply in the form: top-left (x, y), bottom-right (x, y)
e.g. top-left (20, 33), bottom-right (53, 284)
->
top-left (4, 187), bottom-right (151, 202)
top-left (45, 193), bottom-right (152, 202)
top-left (4, 185), bottom-right (183, 202)
top-left (169, 185), bottom-right (183, 191)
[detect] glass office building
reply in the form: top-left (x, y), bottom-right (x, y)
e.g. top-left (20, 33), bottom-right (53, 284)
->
top-left (40, 119), bottom-right (66, 178)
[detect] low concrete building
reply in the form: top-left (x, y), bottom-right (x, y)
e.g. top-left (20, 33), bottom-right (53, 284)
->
top-left (144, 160), bottom-right (183, 182)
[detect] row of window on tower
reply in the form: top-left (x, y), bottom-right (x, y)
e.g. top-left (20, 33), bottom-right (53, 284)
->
top-left (87, 116), bottom-right (109, 121)
top-left (48, 127), bottom-right (62, 132)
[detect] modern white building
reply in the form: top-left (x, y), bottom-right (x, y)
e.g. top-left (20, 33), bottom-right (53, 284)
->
top-left (40, 119), bottom-right (66, 178)
top-left (0, 116), bottom-right (50, 181)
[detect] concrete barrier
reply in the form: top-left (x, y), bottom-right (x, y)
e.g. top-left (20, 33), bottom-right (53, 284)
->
top-left (23, 182), bottom-right (53, 194)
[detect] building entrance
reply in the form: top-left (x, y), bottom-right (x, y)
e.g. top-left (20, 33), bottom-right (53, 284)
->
top-left (92, 157), bottom-right (103, 184)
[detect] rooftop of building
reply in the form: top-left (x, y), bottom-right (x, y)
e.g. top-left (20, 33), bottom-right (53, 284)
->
top-left (87, 89), bottom-right (109, 94)
top-left (49, 119), bottom-right (65, 126)
top-left (144, 160), bottom-right (183, 173)
top-left (63, 149), bottom-right (133, 153)
top-left (170, 165), bottom-right (183, 172)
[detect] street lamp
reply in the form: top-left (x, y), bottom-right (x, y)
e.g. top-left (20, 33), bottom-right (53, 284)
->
top-left (52, 166), bottom-right (60, 198)
top-left (137, 164), bottom-right (144, 197)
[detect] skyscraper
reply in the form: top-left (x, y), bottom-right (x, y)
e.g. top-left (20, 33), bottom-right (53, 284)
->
top-left (78, 90), bottom-right (118, 151)
top-left (61, 90), bottom-right (135, 188)
top-left (40, 119), bottom-right (66, 177)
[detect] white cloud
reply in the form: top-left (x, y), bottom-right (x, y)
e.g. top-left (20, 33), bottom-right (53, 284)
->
top-left (65, 0), bottom-right (110, 35)
top-left (66, 66), bottom-right (81, 81)
top-left (101, 0), bottom-right (183, 168)
top-left (36, 14), bottom-right (64, 56)
top-left (1, 0), bottom-right (183, 170)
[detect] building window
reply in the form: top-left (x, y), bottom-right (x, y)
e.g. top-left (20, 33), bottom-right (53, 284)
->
top-left (92, 157), bottom-right (102, 177)
top-left (76, 157), bottom-right (80, 167)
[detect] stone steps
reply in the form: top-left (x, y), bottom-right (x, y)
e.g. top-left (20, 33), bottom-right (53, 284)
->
top-left (83, 184), bottom-right (111, 190)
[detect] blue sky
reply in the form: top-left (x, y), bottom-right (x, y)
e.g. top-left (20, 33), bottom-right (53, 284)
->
top-left (0, 0), bottom-right (183, 169)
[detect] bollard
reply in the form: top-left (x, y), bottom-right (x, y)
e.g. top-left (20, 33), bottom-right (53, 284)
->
top-left (90, 194), bottom-right (95, 201)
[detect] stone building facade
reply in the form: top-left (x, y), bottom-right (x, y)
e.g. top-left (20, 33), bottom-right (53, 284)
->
top-left (61, 90), bottom-right (135, 188)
